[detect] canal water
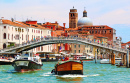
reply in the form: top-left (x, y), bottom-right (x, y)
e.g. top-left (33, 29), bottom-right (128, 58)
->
top-left (0, 61), bottom-right (130, 83)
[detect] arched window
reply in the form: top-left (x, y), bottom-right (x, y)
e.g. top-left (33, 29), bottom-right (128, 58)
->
top-left (22, 34), bottom-right (23, 40)
top-left (41, 46), bottom-right (43, 51)
top-left (105, 30), bottom-right (106, 34)
top-left (110, 30), bottom-right (111, 34)
top-left (71, 14), bottom-right (72, 17)
top-left (73, 14), bottom-right (75, 17)
top-left (12, 34), bottom-right (13, 40)
top-left (3, 33), bottom-right (6, 39)
top-left (3, 43), bottom-right (6, 48)
top-left (8, 34), bottom-right (10, 40)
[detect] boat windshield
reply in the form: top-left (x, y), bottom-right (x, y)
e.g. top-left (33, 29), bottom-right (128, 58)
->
top-left (24, 53), bottom-right (29, 57)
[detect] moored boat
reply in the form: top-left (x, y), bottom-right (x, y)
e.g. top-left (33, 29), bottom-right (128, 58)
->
top-left (0, 57), bottom-right (14, 65)
top-left (12, 51), bottom-right (43, 72)
top-left (51, 60), bottom-right (83, 75)
top-left (100, 58), bottom-right (122, 64)
top-left (73, 55), bottom-right (94, 61)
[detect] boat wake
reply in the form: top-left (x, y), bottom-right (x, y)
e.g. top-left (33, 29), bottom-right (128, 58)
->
top-left (41, 72), bottom-right (99, 78)
top-left (6, 70), bottom-right (17, 73)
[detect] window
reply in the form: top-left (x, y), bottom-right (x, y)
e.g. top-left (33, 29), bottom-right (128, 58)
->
top-left (4, 26), bottom-right (6, 29)
top-left (15, 28), bottom-right (17, 31)
top-left (34, 30), bottom-right (35, 33)
top-left (73, 14), bottom-right (75, 17)
top-left (41, 46), bottom-right (43, 51)
top-left (28, 29), bottom-right (29, 32)
top-left (22, 34), bottom-right (23, 40)
top-left (78, 45), bottom-right (80, 48)
top-left (105, 30), bottom-right (106, 34)
top-left (8, 34), bottom-right (10, 40)
top-left (26, 35), bottom-right (27, 40)
top-left (22, 29), bottom-right (24, 32)
top-left (74, 45), bottom-right (76, 48)
top-left (28, 35), bottom-right (29, 40)
top-left (74, 50), bottom-right (76, 53)
top-left (32, 29), bottom-right (33, 33)
top-left (41, 31), bottom-right (42, 34)
top-left (3, 33), bottom-right (6, 39)
top-left (87, 50), bottom-right (88, 53)
top-left (95, 31), bottom-right (97, 34)
top-left (92, 31), bottom-right (94, 34)
top-left (71, 14), bottom-right (72, 17)
top-left (12, 34), bottom-right (13, 40)
top-left (110, 30), bottom-right (111, 33)
top-left (79, 50), bottom-right (80, 53)
top-left (90, 31), bottom-right (91, 34)
top-left (12, 27), bottom-right (13, 31)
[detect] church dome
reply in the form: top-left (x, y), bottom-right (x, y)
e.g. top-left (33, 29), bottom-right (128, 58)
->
top-left (77, 17), bottom-right (93, 26)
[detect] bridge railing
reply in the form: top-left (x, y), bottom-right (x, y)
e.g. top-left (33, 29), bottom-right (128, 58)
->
top-left (0, 37), bottom-right (127, 53)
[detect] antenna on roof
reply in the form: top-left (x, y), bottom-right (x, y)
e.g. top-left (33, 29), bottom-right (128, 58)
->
top-left (27, 16), bottom-right (28, 21)
top-left (73, 6), bottom-right (74, 9)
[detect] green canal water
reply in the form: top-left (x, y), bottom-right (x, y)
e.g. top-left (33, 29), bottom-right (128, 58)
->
top-left (0, 61), bottom-right (130, 83)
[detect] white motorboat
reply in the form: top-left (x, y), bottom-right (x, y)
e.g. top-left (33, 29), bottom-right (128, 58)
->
top-left (12, 51), bottom-right (43, 72)
top-left (100, 58), bottom-right (122, 64)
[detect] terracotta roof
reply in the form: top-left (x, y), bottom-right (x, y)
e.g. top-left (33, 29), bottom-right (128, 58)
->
top-left (1, 19), bottom-right (49, 30)
top-left (2, 19), bottom-right (28, 28)
top-left (126, 41), bottom-right (130, 44)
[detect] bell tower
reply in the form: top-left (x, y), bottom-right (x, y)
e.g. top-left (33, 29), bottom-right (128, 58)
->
top-left (69, 6), bottom-right (78, 28)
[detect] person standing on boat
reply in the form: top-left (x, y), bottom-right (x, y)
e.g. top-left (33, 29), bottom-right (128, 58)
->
top-left (64, 56), bottom-right (69, 61)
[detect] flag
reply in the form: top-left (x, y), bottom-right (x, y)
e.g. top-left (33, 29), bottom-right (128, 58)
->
top-left (59, 46), bottom-right (62, 52)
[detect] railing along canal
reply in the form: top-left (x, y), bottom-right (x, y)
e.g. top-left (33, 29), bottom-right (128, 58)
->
top-left (0, 37), bottom-right (127, 53)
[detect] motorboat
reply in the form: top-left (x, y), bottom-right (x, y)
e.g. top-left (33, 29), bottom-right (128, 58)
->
top-left (0, 57), bottom-right (14, 65)
top-left (12, 51), bottom-right (43, 72)
top-left (73, 55), bottom-right (94, 61)
top-left (100, 58), bottom-right (122, 64)
top-left (51, 60), bottom-right (83, 75)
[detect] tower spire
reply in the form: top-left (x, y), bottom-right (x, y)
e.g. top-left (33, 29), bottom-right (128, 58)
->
top-left (84, 7), bottom-right (86, 10)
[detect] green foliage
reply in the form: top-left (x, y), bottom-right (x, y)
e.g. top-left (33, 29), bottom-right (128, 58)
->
top-left (7, 45), bottom-right (10, 47)
top-left (10, 43), bottom-right (15, 46)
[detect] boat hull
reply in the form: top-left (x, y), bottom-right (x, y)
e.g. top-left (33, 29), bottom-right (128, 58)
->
top-left (0, 61), bottom-right (12, 65)
top-left (54, 61), bottom-right (83, 75)
top-left (12, 60), bottom-right (43, 72)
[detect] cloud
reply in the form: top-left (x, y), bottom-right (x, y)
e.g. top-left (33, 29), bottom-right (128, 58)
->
top-left (93, 6), bottom-right (130, 25)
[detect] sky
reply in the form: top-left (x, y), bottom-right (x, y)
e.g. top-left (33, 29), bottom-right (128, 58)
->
top-left (0, 0), bottom-right (130, 42)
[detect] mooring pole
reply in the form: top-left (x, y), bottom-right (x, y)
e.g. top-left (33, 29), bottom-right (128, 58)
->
top-left (126, 49), bottom-right (129, 68)
top-left (95, 52), bottom-right (97, 63)
top-left (95, 49), bottom-right (98, 63)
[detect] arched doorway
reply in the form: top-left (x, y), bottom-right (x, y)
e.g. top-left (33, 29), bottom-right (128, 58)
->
top-left (3, 43), bottom-right (6, 48)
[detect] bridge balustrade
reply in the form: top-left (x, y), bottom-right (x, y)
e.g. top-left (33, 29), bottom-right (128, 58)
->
top-left (0, 37), bottom-right (127, 53)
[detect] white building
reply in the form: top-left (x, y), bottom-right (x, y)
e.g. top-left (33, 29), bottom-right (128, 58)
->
top-left (0, 18), bottom-right (52, 54)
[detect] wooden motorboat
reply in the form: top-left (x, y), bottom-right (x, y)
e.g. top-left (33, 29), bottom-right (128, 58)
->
top-left (51, 60), bottom-right (83, 75)
top-left (12, 51), bottom-right (43, 72)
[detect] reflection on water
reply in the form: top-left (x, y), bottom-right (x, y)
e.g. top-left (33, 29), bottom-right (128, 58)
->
top-left (56, 76), bottom-right (83, 82)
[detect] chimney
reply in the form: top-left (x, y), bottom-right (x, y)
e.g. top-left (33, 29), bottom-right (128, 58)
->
top-left (11, 18), bottom-right (14, 22)
top-left (0, 19), bottom-right (2, 24)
